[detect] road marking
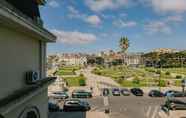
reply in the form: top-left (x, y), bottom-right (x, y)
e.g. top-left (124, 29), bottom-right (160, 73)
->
top-left (103, 96), bottom-right (109, 106)
top-left (158, 111), bottom-right (168, 118)
top-left (151, 106), bottom-right (159, 118)
top-left (146, 106), bottom-right (152, 117)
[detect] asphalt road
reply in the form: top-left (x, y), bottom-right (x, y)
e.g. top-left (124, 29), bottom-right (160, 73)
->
top-left (87, 95), bottom-right (166, 118)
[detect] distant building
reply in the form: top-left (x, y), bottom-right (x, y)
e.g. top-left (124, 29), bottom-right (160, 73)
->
top-left (98, 51), bottom-right (143, 66)
top-left (0, 0), bottom-right (56, 118)
top-left (123, 53), bottom-right (143, 66)
top-left (153, 48), bottom-right (178, 54)
top-left (47, 53), bottom-right (87, 67)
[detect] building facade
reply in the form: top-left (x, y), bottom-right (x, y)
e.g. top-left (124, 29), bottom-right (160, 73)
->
top-left (0, 0), bottom-right (56, 118)
top-left (47, 53), bottom-right (87, 67)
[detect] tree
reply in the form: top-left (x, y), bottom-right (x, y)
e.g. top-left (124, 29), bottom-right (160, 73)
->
top-left (119, 37), bottom-right (130, 65)
top-left (119, 37), bottom-right (130, 53)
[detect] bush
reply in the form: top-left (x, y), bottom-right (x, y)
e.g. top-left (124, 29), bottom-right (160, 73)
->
top-left (96, 71), bottom-right (102, 75)
top-left (176, 75), bottom-right (182, 79)
top-left (158, 80), bottom-right (166, 87)
top-left (156, 70), bottom-right (161, 74)
top-left (165, 71), bottom-right (170, 75)
top-left (117, 78), bottom-right (123, 84)
top-left (132, 77), bottom-right (140, 85)
top-left (79, 78), bottom-right (86, 86)
top-left (80, 73), bottom-right (84, 77)
top-left (175, 80), bottom-right (181, 86)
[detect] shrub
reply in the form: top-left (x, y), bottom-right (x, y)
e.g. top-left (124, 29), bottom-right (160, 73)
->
top-left (96, 71), bottom-right (102, 75)
top-left (117, 78), bottom-right (123, 84)
top-left (176, 75), bottom-right (182, 79)
top-left (158, 80), bottom-right (166, 87)
top-left (132, 77), bottom-right (140, 85)
top-left (156, 70), bottom-right (161, 74)
top-left (79, 78), bottom-right (86, 86)
top-left (165, 71), bottom-right (170, 75)
top-left (80, 73), bottom-right (84, 77)
top-left (175, 80), bottom-right (181, 86)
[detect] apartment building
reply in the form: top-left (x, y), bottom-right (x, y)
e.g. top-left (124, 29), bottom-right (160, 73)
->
top-left (0, 0), bottom-right (56, 118)
top-left (123, 53), bottom-right (143, 66)
top-left (48, 53), bottom-right (87, 67)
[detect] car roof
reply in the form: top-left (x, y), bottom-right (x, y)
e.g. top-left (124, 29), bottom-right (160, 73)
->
top-left (53, 91), bottom-right (66, 94)
top-left (150, 90), bottom-right (160, 92)
top-left (65, 99), bottom-right (81, 102)
top-left (73, 90), bottom-right (86, 92)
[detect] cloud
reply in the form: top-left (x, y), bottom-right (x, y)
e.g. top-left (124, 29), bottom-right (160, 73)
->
top-left (165, 15), bottom-right (184, 22)
top-left (67, 7), bottom-right (102, 26)
top-left (85, 15), bottom-right (102, 26)
top-left (52, 30), bottom-right (96, 45)
top-left (151, 0), bottom-right (186, 13)
top-left (144, 21), bottom-right (172, 34)
top-left (85, 0), bottom-right (129, 12)
top-left (144, 14), bottom-right (184, 34)
top-left (113, 19), bottom-right (137, 28)
top-left (48, 0), bottom-right (59, 8)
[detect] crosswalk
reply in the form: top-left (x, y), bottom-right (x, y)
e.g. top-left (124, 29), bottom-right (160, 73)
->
top-left (145, 106), bottom-right (168, 118)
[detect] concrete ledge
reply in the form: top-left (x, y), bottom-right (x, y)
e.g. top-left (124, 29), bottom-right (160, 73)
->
top-left (49, 111), bottom-right (109, 118)
top-left (0, 77), bottom-right (56, 116)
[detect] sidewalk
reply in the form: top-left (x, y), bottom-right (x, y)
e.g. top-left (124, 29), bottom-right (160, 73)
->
top-left (159, 110), bottom-right (186, 118)
top-left (49, 111), bottom-right (109, 118)
top-left (86, 112), bottom-right (109, 118)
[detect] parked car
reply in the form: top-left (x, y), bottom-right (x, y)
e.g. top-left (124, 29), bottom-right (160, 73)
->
top-left (120, 88), bottom-right (130, 96)
top-left (103, 88), bottom-right (110, 96)
top-left (50, 91), bottom-right (69, 99)
top-left (112, 88), bottom-right (120, 96)
top-left (72, 90), bottom-right (92, 98)
top-left (164, 99), bottom-right (186, 110)
top-left (164, 90), bottom-right (186, 97)
top-left (48, 99), bottom-right (60, 112)
top-left (63, 99), bottom-right (91, 111)
top-left (131, 88), bottom-right (143, 96)
top-left (149, 90), bottom-right (164, 97)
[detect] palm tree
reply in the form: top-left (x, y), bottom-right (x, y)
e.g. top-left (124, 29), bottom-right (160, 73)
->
top-left (119, 37), bottom-right (129, 53)
top-left (119, 37), bottom-right (130, 65)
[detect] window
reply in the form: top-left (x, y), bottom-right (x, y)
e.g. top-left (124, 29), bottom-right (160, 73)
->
top-left (19, 107), bottom-right (40, 118)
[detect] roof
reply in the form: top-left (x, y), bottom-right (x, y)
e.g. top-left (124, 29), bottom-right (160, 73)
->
top-left (0, 0), bottom-right (56, 42)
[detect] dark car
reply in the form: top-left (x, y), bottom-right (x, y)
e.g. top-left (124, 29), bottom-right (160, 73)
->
top-left (131, 88), bottom-right (143, 96)
top-left (164, 90), bottom-right (186, 97)
top-left (51, 91), bottom-right (69, 99)
top-left (48, 101), bottom-right (60, 112)
top-left (149, 90), bottom-right (164, 97)
top-left (63, 99), bottom-right (91, 111)
top-left (120, 88), bottom-right (130, 96)
top-left (72, 90), bottom-right (92, 98)
top-left (103, 88), bottom-right (110, 96)
top-left (164, 99), bottom-right (186, 110)
top-left (112, 88), bottom-right (120, 96)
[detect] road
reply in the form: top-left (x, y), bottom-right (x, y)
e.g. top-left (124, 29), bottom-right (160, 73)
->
top-left (50, 67), bottom-right (185, 118)
top-left (87, 94), bottom-right (166, 118)
top-left (81, 67), bottom-right (120, 96)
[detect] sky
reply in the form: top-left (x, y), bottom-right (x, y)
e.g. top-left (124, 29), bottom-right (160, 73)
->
top-left (40, 0), bottom-right (186, 54)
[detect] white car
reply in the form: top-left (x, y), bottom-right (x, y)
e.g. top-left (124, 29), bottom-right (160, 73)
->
top-left (50, 92), bottom-right (69, 99)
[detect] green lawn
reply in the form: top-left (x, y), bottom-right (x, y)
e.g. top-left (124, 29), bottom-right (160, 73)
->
top-left (57, 66), bottom-right (81, 75)
top-left (92, 66), bottom-right (186, 87)
top-left (64, 75), bottom-right (86, 87)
